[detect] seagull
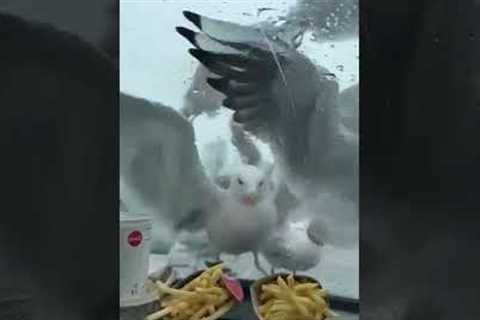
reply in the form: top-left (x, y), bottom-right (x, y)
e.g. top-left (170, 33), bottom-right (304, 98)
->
top-left (120, 93), bottom-right (278, 269)
top-left (121, 8), bottom-right (358, 257)
top-left (180, 64), bottom-right (224, 122)
top-left (179, 0), bottom-right (359, 122)
top-left (176, 11), bottom-right (358, 205)
top-left (260, 217), bottom-right (324, 275)
top-left (205, 165), bottom-right (277, 276)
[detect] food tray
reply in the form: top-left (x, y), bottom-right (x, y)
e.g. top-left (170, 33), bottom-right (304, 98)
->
top-left (120, 277), bottom-right (358, 320)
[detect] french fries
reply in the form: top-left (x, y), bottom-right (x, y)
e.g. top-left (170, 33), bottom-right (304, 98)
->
top-left (257, 274), bottom-right (337, 320)
top-left (145, 263), bottom-right (235, 320)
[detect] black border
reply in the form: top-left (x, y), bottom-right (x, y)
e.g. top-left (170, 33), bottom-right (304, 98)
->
top-left (1, 0), bottom-right (479, 319)
top-left (0, 1), bottom-right (119, 319)
top-left (360, 0), bottom-right (480, 318)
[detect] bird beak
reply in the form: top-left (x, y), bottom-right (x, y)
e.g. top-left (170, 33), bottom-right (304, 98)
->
top-left (242, 194), bottom-right (257, 207)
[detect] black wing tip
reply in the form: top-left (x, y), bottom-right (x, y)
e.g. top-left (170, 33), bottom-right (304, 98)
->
top-left (188, 47), bottom-right (204, 60)
top-left (175, 26), bottom-right (191, 37)
top-left (176, 26), bottom-right (197, 45)
top-left (226, 98), bottom-right (241, 113)
top-left (188, 49), bottom-right (215, 68)
top-left (206, 77), bottom-right (226, 92)
top-left (183, 11), bottom-right (202, 29)
top-left (206, 77), bottom-right (220, 86)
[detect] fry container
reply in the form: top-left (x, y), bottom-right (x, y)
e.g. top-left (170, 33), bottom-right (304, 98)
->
top-left (148, 263), bottom-right (237, 320)
top-left (250, 273), bottom-right (327, 320)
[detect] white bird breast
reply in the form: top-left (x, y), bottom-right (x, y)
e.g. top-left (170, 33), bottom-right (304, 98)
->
top-left (262, 220), bottom-right (322, 271)
top-left (206, 194), bottom-right (277, 255)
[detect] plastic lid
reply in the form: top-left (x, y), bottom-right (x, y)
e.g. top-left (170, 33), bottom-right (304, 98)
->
top-left (120, 211), bottom-right (152, 222)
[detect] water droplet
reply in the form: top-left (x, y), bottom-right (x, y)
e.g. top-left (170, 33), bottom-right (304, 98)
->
top-left (330, 44), bottom-right (335, 48)
top-left (325, 73), bottom-right (337, 81)
top-left (336, 65), bottom-right (345, 72)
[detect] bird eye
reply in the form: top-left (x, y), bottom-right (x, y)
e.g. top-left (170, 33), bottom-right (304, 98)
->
top-left (237, 178), bottom-right (244, 185)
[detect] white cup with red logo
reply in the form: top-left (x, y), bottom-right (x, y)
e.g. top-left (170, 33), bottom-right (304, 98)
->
top-left (120, 212), bottom-right (154, 307)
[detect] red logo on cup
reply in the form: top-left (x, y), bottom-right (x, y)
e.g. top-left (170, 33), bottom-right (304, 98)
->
top-left (128, 230), bottom-right (142, 247)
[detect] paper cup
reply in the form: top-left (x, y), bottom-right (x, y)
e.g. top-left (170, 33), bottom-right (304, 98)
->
top-left (120, 212), bottom-right (155, 307)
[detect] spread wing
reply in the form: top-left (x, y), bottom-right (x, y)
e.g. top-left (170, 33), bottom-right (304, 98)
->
top-left (177, 11), bottom-right (342, 181)
top-left (176, 11), bottom-right (311, 140)
top-left (120, 93), bottom-right (219, 253)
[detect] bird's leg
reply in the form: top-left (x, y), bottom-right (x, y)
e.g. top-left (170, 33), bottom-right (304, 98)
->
top-left (253, 252), bottom-right (269, 276)
top-left (166, 248), bottom-right (175, 268)
top-left (270, 266), bottom-right (276, 275)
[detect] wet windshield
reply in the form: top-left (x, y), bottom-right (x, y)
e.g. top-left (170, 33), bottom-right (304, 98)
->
top-left (120, 0), bottom-right (358, 300)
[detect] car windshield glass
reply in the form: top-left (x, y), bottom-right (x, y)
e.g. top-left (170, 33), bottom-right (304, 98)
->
top-left (120, 0), bottom-right (358, 300)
